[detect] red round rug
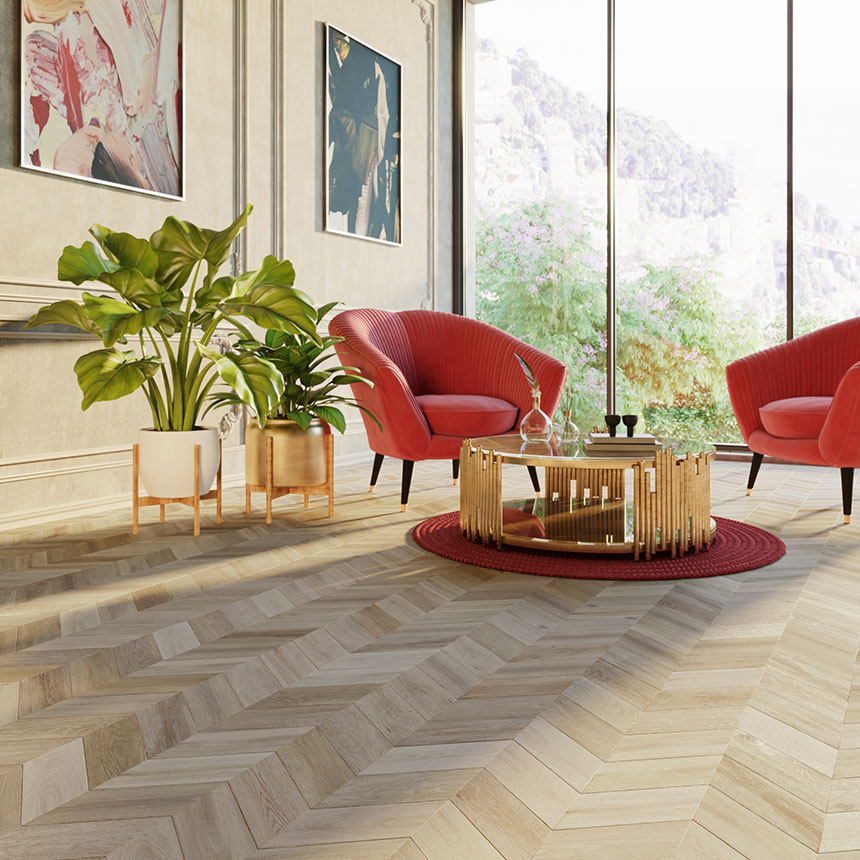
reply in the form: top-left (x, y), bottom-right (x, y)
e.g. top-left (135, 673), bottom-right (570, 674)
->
top-left (412, 513), bottom-right (785, 580)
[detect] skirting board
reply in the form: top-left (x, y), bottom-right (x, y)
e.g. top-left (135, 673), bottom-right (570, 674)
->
top-left (0, 447), bottom-right (377, 532)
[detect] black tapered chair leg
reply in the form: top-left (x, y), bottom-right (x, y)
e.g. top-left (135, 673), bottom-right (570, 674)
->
top-left (527, 465), bottom-right (541, 494)
top-left (369, 452), bottom-right (385, 492)
top-left (401, 460), bottom-right (415, 511)
top-left (841, 467), bottom-right (854, 524)
top-left (746, 451), bottom-right (764, 496)
top-left (452, 459), bottom-right (460, 486)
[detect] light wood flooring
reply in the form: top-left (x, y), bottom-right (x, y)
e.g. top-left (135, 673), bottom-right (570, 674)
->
top-left (0, 456), bottom-right (858, 859)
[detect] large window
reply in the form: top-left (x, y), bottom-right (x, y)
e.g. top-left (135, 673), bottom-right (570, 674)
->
top-left (470, 0), bottom-right (859, 443)
top-left (794, 1), bottom-right (860, 336)
top-left (615, 0), bottom-right (785, 442)
top-left (472, 1), bottom-right (607, 432)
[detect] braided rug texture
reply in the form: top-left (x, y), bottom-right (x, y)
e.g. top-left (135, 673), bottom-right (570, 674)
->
top-left (412, 513), bottom-right (785, 580)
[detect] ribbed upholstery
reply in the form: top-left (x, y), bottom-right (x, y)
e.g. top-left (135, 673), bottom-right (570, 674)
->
top-left (726, 317), bottom-right (860, 469)
top-left (330, 309), bottom-right (567, 463)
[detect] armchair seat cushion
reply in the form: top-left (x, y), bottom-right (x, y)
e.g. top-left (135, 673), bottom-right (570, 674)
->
top-left (759, 396), bottom-right (832, 439)
top-left (415, 394), bottom-right (518, 437)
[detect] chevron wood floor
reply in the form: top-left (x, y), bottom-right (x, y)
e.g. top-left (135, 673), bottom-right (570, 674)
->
top-left (0, 456), bottom-right (858, 859)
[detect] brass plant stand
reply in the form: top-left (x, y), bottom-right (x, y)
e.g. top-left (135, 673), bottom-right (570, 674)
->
top-left (245, 431), bottom-right (335, 524)
top-left (459, 435), bottom-right (714, 561)
top-left (132, 441), bottom-right (223, 537)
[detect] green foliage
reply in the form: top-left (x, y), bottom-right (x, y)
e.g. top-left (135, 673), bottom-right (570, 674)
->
top-left (476, 197), bottom-right (608, 431)
top-left (26, 205), bottom-right (319, 431)
top-left (476, 197), bottom-right (761, 443)
top-left (208, 301), bottom-right (379, 434)
top-left (73, 349), bottom-right (161, 411)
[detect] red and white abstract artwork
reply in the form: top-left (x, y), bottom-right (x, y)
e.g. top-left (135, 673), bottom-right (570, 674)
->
top-left (21, 0), bottom-right (182, 198)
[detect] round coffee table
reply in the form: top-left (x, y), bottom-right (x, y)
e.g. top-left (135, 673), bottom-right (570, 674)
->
top-left (459, 435), bottom-right (715, 561)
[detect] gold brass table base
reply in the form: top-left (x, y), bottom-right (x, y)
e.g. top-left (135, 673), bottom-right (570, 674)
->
top-left (132, 441), bottom-right (223, 537)
top-left (459, 439), bottom-right (713, 561)
top-left (245, 433), bottom-right (335, 524)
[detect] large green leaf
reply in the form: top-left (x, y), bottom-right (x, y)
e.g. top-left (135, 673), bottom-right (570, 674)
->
top-left (90, 226), bottom-right (158, 277)
top-left (74, 348), bottom-right (161, 410)
top-left (24, 300), bottom-right (101, 335)
top-left (311, 405), bottom-right (347, 433)
top-left (197, 342), bottom-right (284, 425)
top-left (244, 254), bottom-right (298, 291)
top-left (283, 411), bottom-right (314, 430)
top-left (195, 275), bottom-right (237, 311)
top-left (95, 268), bottom-right (174, 309)
top-left (82, 293), bottom-right (171, 347)
top-left (315, 300), bottom-right (340, 322)
top-left (150, 204), bottom-right (253, 291)
top-left (220, 285), bottom-right (319, 342)
top-left (200, 204), bottom-right (254, 270)
top-left (57, 241), bottom-right (118, 284)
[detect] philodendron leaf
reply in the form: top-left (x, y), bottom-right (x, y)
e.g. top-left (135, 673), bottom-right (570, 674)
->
top-left (24, 300), bottom-right (101, 335)
top-left (315, 300), bottom-right (340, 322)
top-left (220, 285), bottom-right (320, 343)
top-left (312, 405), bottom-right (347, 433)
top-left (199, 204), bottom-right (253, 270)
top-left (82, 293), bottom-right (171, 347)
top-left (90, 226), bottom-right (158, 277)
top-left (73, 348), bottom-right (161, 410)
top-left (58, 241), bottom-right (118, 284)
top-left (197, 342), bottom-right (284, 426)
top-left (195, 275), bottom-right (237, 311)
top-left (96, 268), bottom-right (171, 309)
top-left (283, 411), bottom-right (314, 430)
top-left (150, 204), bottom-right (253, 291)
top-left (244, 255), bottom-right (297, 291)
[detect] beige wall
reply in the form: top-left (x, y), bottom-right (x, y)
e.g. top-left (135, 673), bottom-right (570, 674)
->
top-left (0, 0), bottom-right (453, 522)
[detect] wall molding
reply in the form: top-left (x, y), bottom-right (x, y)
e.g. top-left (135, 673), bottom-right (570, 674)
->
top-left (413, 0), bottom-right (436, 310)
top-left (272, 0), bottom-right (285, 259)
top-left (232, 0), bottom-right (248, 275)
top-left (0, 276), bottom-right (80, 290)
top-left (0, 443), bottom-right (245, 480)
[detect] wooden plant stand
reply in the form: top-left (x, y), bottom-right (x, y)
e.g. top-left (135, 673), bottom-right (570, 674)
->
top-left (132, 441), bottom-right (223, 537)
top-left (245, 432), bottom-right (334, 524)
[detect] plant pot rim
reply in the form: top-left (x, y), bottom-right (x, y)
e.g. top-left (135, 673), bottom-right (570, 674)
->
top-left (253, 417), bottom-right (327, 428)
top-left (139, 426), bottom-right (216, 433)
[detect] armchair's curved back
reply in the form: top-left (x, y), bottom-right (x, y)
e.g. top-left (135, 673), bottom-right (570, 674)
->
top-left (330, 308), bottom-right (567, 460)
top-left (397, 310), bottom-right (565, 417)
top-left (727, 316), bottom-right (860, 442)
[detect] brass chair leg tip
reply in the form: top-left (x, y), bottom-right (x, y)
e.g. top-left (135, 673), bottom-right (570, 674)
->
top-left (368, 486), bottom-right (375, 493)
top-left (400, 504), bottom-right (408, 512)
top-left (745, 488), bottom-right (752, 496)
top-left (452, 478), bottom-right (459, 486)
top-left (845, 514), bottom-right (851, 524)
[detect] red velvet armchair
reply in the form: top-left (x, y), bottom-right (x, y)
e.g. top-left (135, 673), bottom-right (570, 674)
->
top-left (726, 317), bottom-right (860, 522)
top-left (329, 309), bottom-right (567, 509)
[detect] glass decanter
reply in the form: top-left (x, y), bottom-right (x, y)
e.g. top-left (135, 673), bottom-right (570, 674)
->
top-left (557, 409), bottom-right (580, 457)
top-left (520, 393), bottom-right (553, 442)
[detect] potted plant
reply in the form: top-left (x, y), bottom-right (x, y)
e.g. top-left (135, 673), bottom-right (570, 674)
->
top-left (210, 302), bottom-right (379, 489)
top-left (25, 204), bottom-right (318, 498)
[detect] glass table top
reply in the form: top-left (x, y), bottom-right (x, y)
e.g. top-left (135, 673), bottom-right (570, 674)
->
top-left (470, 434), bottom-right (715, 464)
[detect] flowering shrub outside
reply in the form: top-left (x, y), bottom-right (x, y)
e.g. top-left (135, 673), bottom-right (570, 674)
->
top-left (476, 197), bottom-right (763, 442)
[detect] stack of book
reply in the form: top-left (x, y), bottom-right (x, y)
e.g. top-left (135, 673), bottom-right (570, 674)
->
top-left (582, 432), bottom-right (663, 459)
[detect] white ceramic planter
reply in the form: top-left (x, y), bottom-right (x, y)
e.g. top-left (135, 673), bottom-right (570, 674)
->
top-left (137, 427), bottom-right (220, 498)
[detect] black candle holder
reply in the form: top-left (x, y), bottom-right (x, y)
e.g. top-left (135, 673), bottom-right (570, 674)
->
top-left (604, 414), bottom-right (621, 437)
top-left (622, 414), bottom-right (638, 437)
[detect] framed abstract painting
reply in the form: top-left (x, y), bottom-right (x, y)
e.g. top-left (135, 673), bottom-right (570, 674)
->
top-left (325, 24), bottom-right (401, 245)
top-left (20, 0), bottom-right (183, 200)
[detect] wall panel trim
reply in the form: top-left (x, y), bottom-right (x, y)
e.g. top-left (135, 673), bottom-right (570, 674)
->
top-left (413, 0), bottom-right (436, 310)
